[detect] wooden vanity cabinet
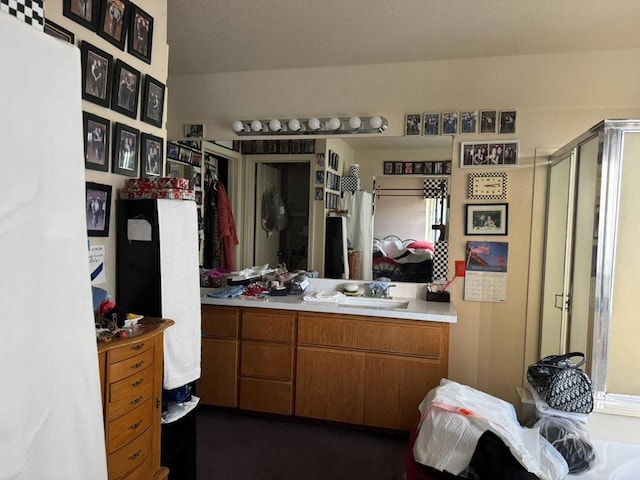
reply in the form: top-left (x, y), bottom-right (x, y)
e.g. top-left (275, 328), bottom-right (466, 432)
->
top-left (97, 319), bottom-right (173, 480)
top-left (199, 306), bottom-right (240, 407)
top-left (296, 313), bottom-right (448, 430)
top-left (239, 309), bottom-right (296, 415)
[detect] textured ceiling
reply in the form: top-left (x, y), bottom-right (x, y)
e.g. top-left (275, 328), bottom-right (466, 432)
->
top-left (167, 0), bottom-right (640, 75)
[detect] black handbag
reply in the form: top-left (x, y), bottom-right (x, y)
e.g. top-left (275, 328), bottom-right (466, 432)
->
top-left (527, 352), bottom-right (594, 414)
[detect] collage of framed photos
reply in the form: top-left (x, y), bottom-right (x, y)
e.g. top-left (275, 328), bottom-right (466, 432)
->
top-left (56, 1), bottom-right (166, 179)
top-left (240, 138), bottom-right (316, 155)
top-left (383, 160), bottom-right (452, 176)
top-left (405, 110), bottom-right (517, 136)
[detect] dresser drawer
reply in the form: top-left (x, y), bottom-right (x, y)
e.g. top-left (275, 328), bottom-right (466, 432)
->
top-left (242, 310), bottom-right (295, 343)
top-left (117, 454), bottom-right (152, 480)
top-left (107, 425), bottom-right (152, 480)
top-left (109, 338), bottom-right (154, 364)
top-left (109, 347), bottom-right (155, 383)
top-left (239, 377), bottom-right (293, 415)
top-left (202, 306), bottom-right (240, 338)
top-left (106, 398), bottom-right (153, 454)
top-left (108, 365), bottom-right (155, 419)
top-left (240, 342), bottom-right (294, 380)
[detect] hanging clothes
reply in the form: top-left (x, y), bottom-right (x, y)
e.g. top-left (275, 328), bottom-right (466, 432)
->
top-left (340, 190), bottom-right (373, 280)
top-left (202, 179), bottom-right (219, 269)
top-left (216, 182), bottom-right (239, 271)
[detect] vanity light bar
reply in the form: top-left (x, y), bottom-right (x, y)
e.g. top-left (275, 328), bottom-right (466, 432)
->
top-left (231, 116), bottom-right (388, 136)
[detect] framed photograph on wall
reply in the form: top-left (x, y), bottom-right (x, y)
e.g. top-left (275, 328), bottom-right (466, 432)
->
top-left (465, 203), bottom-right (508, 236)
top-left (460, 110), bottom-right (478, 134)
top-left (97, 0), bottom-right (131, 50)
top-left (480, 110), bottom-right (497, 134)
top-left (83, 111), bottom-right (110, 172)
top-left (140, 132), bottom-right (163, 178)
top-left (460, 141), bottom-right (519, 168)
top-left (423, 113), bottom-right (440, 136)
top-left (185, 123), bottom-right (204, 138)
top-left (111, 59), bottom-right (140, 119)
top-left (141, 75), bottom-right (165, 127)
top-left (405, 113), bottom-right (421, 136)
top-left (86, 182), bottom-right (112, 237)
top-left (128, 3), bottom-right (153, 63)
top-left (166, 142), bottom-right (180, 160)
top-left (63, 0), bottom-right (100, 31)
top-left (383, 161), bottom-right (393, 175)
top-left (499, 110), bottom-right (517, 134)
top-left (112, 123), bottom-right (140, 176)
top-left (44, 19), bottom-right (75, 43)
top-left (442, 111), bottom-right (458, 135)
top-left (80, 41), bottom-right (113, 108)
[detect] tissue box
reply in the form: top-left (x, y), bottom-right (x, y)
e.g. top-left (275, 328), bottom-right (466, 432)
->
top-left (126, 177), bottom-right (190, 190)
top-left (119, 188), bottom-right (195, 200)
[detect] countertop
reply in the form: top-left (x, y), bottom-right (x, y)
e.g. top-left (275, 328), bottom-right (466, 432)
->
top-left (201, 278), bottom-right (456, 323)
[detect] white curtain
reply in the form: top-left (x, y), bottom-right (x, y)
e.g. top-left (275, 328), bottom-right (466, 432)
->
top-left (340, 191), bottom-right (373, 280)
top-left (0, 14), bottom-right (108, 479)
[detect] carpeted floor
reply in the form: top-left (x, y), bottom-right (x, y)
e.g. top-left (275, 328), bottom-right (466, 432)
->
top-left (197, 407), bottom-right (409, 480)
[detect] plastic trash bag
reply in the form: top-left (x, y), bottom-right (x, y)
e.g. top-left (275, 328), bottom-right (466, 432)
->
top-left (534, 416), bottom-right (596, 474)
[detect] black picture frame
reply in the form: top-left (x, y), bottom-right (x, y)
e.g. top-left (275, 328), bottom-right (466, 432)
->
top-left (111, 59), bottom-right (141, 119)
top-left (141, 75), bottom-right (165, 127)
top-left (405, 113), bottom-right (421, 136)
top-left (86, 182), bottom-right (112, 237)
top-left (383, 161), bottom-right (393, 175)
top-left (166, 142), bottom-right (180, 160)
top-left (480, 110), bottom-right (498, 134)
top-left (63, 0), bottom-right (100, 31)
top-left (499, 110), bottom-right (517, 134)
top-left (80, 41), bottom-right (113, 108)
top-left (112, 123), bottom-right (140, 176)
top-left (97, 0), bottom-right (131, 50)
top-left (44, 19), bottom-right (75, 43)
top-left (83, 111), bottom-right (110, 172)
top-left (140, 133), bottom-right (163, 178)
top-left (465, 203), bottom-right (509, 236)
top-left (127, 3), bottom-right (154, 64)
top-left (423, 113), bottom-right (440, 136)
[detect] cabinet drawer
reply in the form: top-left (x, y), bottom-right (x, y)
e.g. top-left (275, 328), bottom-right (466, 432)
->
top-left (109, 347), bottom-right (155, 384)
top-left (117, 454), bottom-right (152, 480)
top-left (109, 339), bottom-right (154, 365)
top-left (298, 314), bottom-right (447, 358)
top-left (239, 377), bottom-right (293, 415)
top-left (108, 365), bottom-right (155, 419)
top-left (107, 398), bottom-right (153, 453)
top-left (242, 310), bottom-right (295, 343)
top-left (202, 306), bottom-right (240, 338)
top-left (107, 425), bottom-right (152, 480)
top-left (240, 342), bottom-right (294, 380)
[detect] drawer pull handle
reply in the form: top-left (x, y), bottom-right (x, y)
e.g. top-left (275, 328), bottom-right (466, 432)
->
top-left (128, 449), bottom-right (142, 461)
top-left (131, 379), bottom-right (144, 388)
top-left (130, 360), bottom-right (144, 370)
top-left (129, 396), bottom-right (143, 406)
top-left (131, 342), bottom-right (145, 351)
top-left (129, 420), bottom-right (142, 431)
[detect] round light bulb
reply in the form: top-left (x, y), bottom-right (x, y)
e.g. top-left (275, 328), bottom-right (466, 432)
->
top-left (308, 117), bottom-right (321, 131)
top-left (269, 119), bottom-right (282, 132)
top-left (231, 120), bottom-right (244, 133)
top-left (327, 117), bottom-right (341, 131)
top-left (288, 118), bottom-right (301, 132)
top-left (250, 120), bottom-right (263, 132)
top-left (348, 116), bottom-right (362, 130)
top-left (369, 116), bottom-right (383, 129)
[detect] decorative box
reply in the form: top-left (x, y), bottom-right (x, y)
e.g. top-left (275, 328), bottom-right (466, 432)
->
top-left (119, 188), bottom-right (195, 200)
top-left (126, 177), bottom-right (190, 190)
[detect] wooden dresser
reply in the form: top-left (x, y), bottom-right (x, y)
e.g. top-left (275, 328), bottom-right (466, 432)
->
top-left (97, 318), bottom-right (173, 480)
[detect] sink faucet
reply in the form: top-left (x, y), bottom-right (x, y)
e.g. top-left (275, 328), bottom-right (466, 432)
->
top-left (367, 282), bottom-right (396, 298)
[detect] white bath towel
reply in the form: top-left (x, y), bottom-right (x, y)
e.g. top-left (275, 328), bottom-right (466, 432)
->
top-left (157, 199), bottom-right (202, 389)
top-left (303, 291), bottom-right (346, 303)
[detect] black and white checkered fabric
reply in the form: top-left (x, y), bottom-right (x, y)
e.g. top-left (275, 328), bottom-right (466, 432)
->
top-left (0, 0), bottom-right (44, 30)
top-left (433, 242), bottom-right (448, 281)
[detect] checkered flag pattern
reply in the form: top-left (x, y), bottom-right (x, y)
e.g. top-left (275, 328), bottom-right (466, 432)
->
top-left (423, 178), bottom-right (447, 199)
top-left (433, 242), bottom-right (448, 281)
top-left (0, 0), bottom-right (44, 30)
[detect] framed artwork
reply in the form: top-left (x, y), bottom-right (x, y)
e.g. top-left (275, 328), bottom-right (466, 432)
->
top-left (63, 0), bottom-right (100, 31)
top-left (166, 142), bottom-right (180, 160)
top-left (467, 172), bottom-right (508, 200)
top-left (315, 188), bottom-right (324, 201)
top-left (191, 151), bottom-right (202, 167)
top-left (441, 111), bottom-right (458, 135)
top-left (97, 0), bottom-right (131, 50)
top-left (405, 114), bottom-right (421, 136)
top-left (423, 113), bottom-right (440, 136)
top-left (140, 133), bottom-right (163, 178)
top-left (413, 162), bottom-right (424, 174)
top-left (111, 59), bottom-right (140, 119)
top-left (403, 162), bottom-right (413, 174)
top-left (179, 147), bottom-right (192, 164)
top-left (83, 111), bottom-right (110, 172)
top-left (316, 171), bottom-right (325, 185)
top-left (141, 75), bottom-right (165, 127)
top-left (127, 3), bottom-right (153, 63)
top-left (460, 141), bottom-right (519, 168)
top-left (86, 182), bottom-right (112, 237)
top-left (465, 203), bottom-right (508, 236)
top-left (499, 110), bottom-right (517, 134)
top-left (185, 123), bottom-right (204, 138)
top-left (383, 161), bottom-right (393, 175)
top-left (112, 123), bottom-right (140, 176)
top-left (460, 111), bottom-right (478, 134)
top-left (80, 41), bottom-right (113, 108)
top-left (393, 162), bottom-right (403, 175)
top-left (480, 110), bottom-right (497, 134)
top-left (44, 19), bottom-right (75, 43)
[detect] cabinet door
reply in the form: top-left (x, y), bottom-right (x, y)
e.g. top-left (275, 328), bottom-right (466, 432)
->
top-left (295, 346), bottom-right (365, 424)
top-left (198, 338), bottom-right (238, 407)
top-left (365, 353), bottom-right (441, 430)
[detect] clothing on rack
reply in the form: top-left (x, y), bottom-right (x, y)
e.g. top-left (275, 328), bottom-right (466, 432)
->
top-left (216, 182), bottom-right (238, 271)
top-left (202, 179), bottom-right (219, 269)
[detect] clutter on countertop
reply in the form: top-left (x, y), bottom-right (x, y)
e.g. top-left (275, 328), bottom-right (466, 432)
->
top-left (93, 287), bottom-right (145, 342)
top-left (303, 290), bottom-right (346, 303)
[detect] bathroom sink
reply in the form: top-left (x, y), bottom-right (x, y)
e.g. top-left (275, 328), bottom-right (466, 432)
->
top-left (338, 297), bottom-right (409, 310)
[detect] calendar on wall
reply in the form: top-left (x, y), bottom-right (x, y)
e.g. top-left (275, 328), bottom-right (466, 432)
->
top-left (463, 241), bottom-right (509, 302)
